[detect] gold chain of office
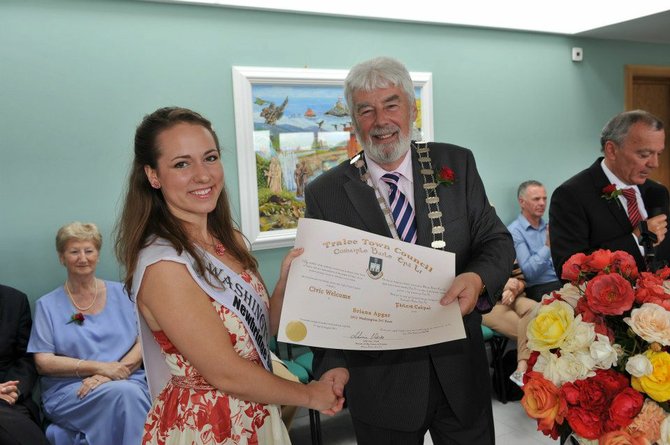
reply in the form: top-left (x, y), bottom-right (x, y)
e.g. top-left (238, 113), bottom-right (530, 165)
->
top-left (351, 141), bottom-right (446, 250)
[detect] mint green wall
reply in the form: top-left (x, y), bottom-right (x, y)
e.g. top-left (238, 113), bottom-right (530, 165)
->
top-left (3, 0), bottom-right (670, 304)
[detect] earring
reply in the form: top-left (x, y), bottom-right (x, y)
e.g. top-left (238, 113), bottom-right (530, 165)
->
top-left (150, 181), bottom-right (161, 189)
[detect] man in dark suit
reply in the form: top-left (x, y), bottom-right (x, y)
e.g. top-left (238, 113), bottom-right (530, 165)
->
top-left (550, 110), bottom-right (669, 276)
top-left (304, 57), bottom-right (514, 445)
top-left (0, 284), bottom-right (49, 445)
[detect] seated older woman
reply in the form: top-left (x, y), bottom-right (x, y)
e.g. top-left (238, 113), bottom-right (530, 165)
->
top-left (27, 222), bottom-right (151, 445)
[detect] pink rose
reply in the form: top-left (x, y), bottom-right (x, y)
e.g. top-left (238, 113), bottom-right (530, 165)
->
top-left (599, 429), bottom-right (651, 445)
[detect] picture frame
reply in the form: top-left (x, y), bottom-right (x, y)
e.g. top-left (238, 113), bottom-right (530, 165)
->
top-left (232, 65), bottom-right (434, 250)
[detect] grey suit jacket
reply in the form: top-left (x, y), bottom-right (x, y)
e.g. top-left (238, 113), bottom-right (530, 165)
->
top-left (304, 142), bottom-right (514, 431)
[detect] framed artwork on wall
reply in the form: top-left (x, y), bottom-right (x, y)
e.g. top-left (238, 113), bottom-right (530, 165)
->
top-left (232, 66), bottom-right (433, 250)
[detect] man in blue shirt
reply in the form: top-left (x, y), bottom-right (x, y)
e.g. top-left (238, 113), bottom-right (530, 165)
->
top-left (507, 180), bottom-right (562, 301)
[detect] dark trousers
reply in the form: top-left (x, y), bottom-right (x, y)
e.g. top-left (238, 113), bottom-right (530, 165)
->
top-left (525, 280), bottom-right (562, 302)
top-left (0, 402), bottom-right (48, 445)
top-left (351, 363), bottom-right (494, 445)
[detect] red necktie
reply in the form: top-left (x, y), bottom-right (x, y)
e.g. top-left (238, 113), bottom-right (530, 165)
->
top-left (622, 188), bottom-right (642, 227)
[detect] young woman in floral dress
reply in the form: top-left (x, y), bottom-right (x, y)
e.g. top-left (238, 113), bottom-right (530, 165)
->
top-left (116, 107), bottom-right (345, 444)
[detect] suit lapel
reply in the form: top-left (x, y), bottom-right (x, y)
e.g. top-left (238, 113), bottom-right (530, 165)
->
top-left (342, 164), bottom-right (394, 237)
top-left (588, 159), bottom-right (632, 231)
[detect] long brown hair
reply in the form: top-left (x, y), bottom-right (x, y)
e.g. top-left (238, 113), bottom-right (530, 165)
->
top-left (115, 107), bottom-right (258, 295)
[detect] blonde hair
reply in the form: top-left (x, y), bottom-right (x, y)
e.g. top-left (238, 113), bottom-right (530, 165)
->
top-left (56, 222), bottom-right (102, 254)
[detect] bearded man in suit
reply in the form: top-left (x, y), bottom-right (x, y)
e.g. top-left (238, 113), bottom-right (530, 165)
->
top-left (304, 56), bottom-right (514, 445)
top-left (550, 110), bottom-right (669, 276)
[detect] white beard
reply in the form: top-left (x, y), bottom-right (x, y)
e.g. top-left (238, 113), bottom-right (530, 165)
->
top-left (360, 125), bottom-right (411, 165)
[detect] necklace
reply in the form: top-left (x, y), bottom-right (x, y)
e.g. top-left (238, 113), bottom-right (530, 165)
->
top-left (352, 141), bottom-right (446, 250)
top-left (207, 234), bottom-right (226, 256)
top-left (65, 278), bottom-right (98, 312)
top-left (214, 241), bottom-right (226, 256)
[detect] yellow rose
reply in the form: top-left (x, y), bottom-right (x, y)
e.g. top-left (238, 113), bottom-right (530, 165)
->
top-left (527, 300), bottom-right (575, 352)
top-left (632, 350), bottom-right (670, 402)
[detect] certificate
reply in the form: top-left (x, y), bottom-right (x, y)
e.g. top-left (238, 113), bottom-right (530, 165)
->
top-left (278, 218), bottom-right (465, 350)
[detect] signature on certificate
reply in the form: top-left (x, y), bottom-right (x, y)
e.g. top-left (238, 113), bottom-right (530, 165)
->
top-left (350, 331), bottom-right (386, 340)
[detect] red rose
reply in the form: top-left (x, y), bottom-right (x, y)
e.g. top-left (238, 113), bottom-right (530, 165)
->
top-left (562, 252), bottom-right (588, 282)
top-left (566, 407), bottom-right (603, 440)
top-left (602, 184), bottom-right (623, 201)
top-left (561, 376), bottom-right (609, 411)
top-left (67, 312), bottom-right (85, 325)
top-left (575, 298), bottom-right (614, 341)
top-left (656, 266), bottom-right (670, 280)
top-left (609, 387), bottom-right (644, 428)
top-left (603, 184), bottom-right (618, 195)
top-left (611, 250), bottom-right (639, 279)
top-left (585, 273), bottom-right (635, 315)
top-left (439, 166), bottom-right (455, 182)
top-left (635, 272), bottom-right (667, 304)
top-left (594, 369), bottom-right (629, 395)
top-left (586, 249), bottom-right (614, 272)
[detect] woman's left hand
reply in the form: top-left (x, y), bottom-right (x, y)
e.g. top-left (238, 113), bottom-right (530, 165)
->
top-left (76, 375), bottom-right (111, 399)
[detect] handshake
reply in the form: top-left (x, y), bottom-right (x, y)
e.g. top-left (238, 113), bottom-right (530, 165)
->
top-left (306, 367), bottom-right (349, 415)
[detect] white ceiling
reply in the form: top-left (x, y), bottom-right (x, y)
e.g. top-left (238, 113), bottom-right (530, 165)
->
top-left (157, 0), bottom-right (670, 44)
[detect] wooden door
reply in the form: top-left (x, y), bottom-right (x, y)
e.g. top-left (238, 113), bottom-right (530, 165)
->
top-left (625, 65), bottom-right (670, 188)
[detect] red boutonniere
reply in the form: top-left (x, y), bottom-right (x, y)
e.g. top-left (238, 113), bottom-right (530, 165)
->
top-left (601, 184), bottom-right (622, 201)
top-left (437, 166), bottom-right (456, 186)
top-left (67, 312), bottom-right (85, 326)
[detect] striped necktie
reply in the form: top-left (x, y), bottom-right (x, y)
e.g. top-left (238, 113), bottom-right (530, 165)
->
top-left (622, 187), bottom-right (642, 227)
top-left (381, 173), bottom-right (417, 243)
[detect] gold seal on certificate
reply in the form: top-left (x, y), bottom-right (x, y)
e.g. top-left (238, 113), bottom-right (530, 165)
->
top-left (285, 321), bottom-right (308, 342)
top-left (278, 218), bottom-right (466, 350)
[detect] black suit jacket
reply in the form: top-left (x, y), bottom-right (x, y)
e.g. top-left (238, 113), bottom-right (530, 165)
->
top-left (0, 284), bottom-right (40, 422)
top-left (304, 143), bottom-right (514, 431)
top-left (550, 158), bottom-right (670, 276)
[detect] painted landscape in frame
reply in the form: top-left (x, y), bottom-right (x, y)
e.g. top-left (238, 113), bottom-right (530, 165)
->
top-left (232, 66), bottom-right (433, 250)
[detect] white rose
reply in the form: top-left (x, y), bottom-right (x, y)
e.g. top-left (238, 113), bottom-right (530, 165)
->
top-left (562, 317), bottom-right (596, 352)
top-left (660, 415), bottom-right (670, 445)
top-left (534, 351), bottom-right (595, 386)
top-left (553, 283), bottom-right (584, 308)
top-left (625, 353), bottom-right (654, 377)
top-left (590, 334), bottom-right (618, 369)
top-left (624, 303), bottom-right (670, 346)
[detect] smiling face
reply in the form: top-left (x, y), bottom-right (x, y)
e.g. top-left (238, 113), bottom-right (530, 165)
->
top-left (144, 122), bottom-right (224, 225)
top-left (604, 122), bottom-right (665, 185)
top-left (60, 239), bottom-right (99, 278)
top-left (352, 85), bottom-right (417, 170)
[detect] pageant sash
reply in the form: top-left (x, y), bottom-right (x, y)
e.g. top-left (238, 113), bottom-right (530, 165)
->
top-left (133, 238), bottom-right (271, 399)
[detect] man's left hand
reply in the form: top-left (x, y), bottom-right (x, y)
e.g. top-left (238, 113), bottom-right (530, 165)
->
top-left (439, 272), bottom-right (484, 316)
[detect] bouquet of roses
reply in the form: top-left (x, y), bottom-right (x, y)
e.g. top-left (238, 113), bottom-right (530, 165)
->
top-left (521, 249), bottom-right (670, 444)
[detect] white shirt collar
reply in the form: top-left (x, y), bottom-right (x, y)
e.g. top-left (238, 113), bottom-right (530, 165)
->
top-left (600, 159), bottom-right (641, 196)
top-left (366, 150), bottom-right (413, 185)
top-left (366, 149), bottom-right (414, 209)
